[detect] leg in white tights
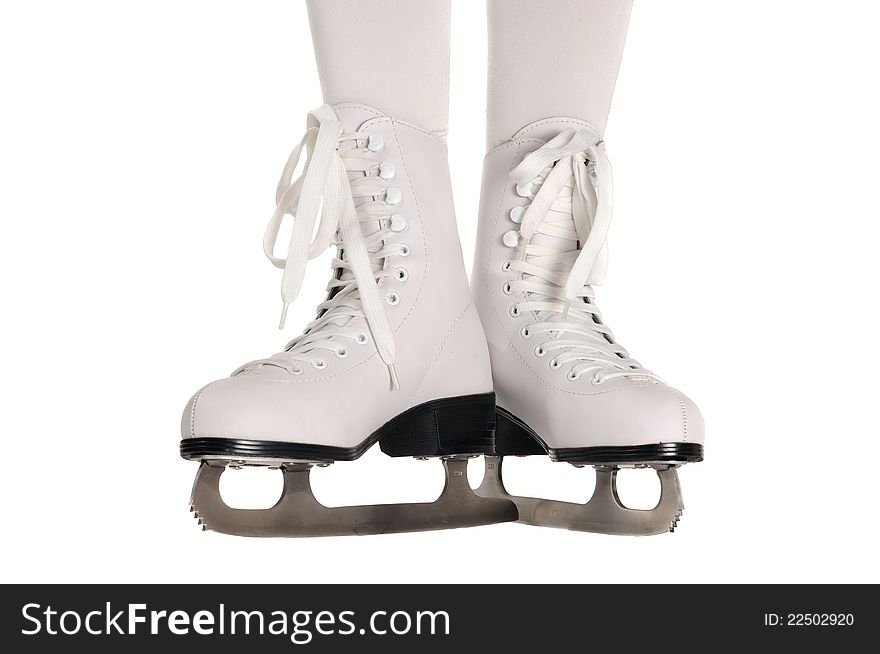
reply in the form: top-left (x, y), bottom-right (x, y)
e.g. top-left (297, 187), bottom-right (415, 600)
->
top-left (486, 0), bottom-right (633, 147)
top-left (306, 0), bottom-right (451, 135)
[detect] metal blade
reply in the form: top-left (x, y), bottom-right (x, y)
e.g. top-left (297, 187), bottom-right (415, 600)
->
top-left (190, 457), bottom-right (517, 537)
top-left (476, 455), bottom-right (684, 536)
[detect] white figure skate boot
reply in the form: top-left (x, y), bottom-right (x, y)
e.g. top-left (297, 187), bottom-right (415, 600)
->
top-left (180, 104), bottom-right (516, 537)
top-left (472, 117), bottom-right (704, 535)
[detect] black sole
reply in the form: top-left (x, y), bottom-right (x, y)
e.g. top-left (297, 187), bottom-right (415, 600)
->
top-left (495, 406), bottom-right (704, 464)
top-left (179, 392), bottom-right (496, 463)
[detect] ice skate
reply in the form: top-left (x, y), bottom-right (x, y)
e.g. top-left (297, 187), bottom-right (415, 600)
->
top-left (472, 118), bottom-right (704, 535)
top-left (180, 104), bottom-right (517, 537)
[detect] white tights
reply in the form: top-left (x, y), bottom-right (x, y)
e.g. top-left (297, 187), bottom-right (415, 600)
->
top-left (306, 0), bottom-right (632, 145)
top-left (306, 0), bottom-right (451, 135)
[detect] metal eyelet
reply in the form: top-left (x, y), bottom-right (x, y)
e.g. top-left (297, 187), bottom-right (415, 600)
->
top-left (549, 359), bottom-right (560, 369)
top-left (335, 348), bottom-right (349, 359)
top-left (509, 305), bottom-right (519, 318)
top-left (313, 360), bottom-right (327, 370)
top-left (399, 244), bottom-right (411, 257)
top-left (396, 267), bottom-right (408, 282)
top-left (502, 282), bottom-right (513, 295)
top-left (520, 325), bottom-right (531, 339)
top-left (502, 260), bottom-right (512, 272)
top-left (387, 292), bottom-right (400, 306)
top-left (356, 333), bottom-right (369, 345)
top-left (534, 344), bottom-right (546, 357)
top-left (567, 371), bottom-right (580, 381)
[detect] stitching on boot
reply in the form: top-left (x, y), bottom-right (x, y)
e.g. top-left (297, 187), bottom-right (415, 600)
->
top-left (409, 301), bottom-right (475, 404)
top-left (388, 119), bottom-right (429, 332)
top-left (485, 137), bottom-right (544, 159)
top-left (189, 383), bottom-right (211, 438)
top-left (670, 389), bottom-right (689, 440)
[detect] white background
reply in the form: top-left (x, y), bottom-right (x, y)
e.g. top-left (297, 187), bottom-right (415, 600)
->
top-left (1, 0), bottom-right (878, 584)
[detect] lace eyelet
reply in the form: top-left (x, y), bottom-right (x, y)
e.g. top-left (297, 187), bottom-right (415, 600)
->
top-left (591, 375), bottom-right (604, 385)
top-left (385, 188), bottom-right (402, 206)
top-left (356, 333), bottom-right (369, 345)
top-left (399, 244), bottom-right (411, 257)
top-left (516, 182), bottom-right (533, 197)
top-left (502, 282), bottom-right (513, 295)
top-left (367, 134), bottom-right (384, 152)
top-left (549, 359), bottom-right (560, 369)
top-left (502, 230), bottom-right (520, 248)
top-left (509, 305), bottom-right (519, 318)
top-left (509, 206), bottom-right (526, 223)
top-left (335, 348), bottom-right (349, 359)
top-left (378, 161), bottom-right (396, 180)
top-left (389, 214), bottom-right (408, 232)
top-left (501, 260), bottom-right (512, 272)
top-left (289, 367), bottom-right (304, 376)
top-left (396, 267), bottom-right (408, 282)
top-left (534, 345), bottom-right (546, 357)
top-left (313, 360), bottom-right (327, 370)
top-left (520, 325), bottom-right (531, 339)
top-left (567, 371), bottom-right (580, 381)
top-left (387, 292), bottom-right (400, 306)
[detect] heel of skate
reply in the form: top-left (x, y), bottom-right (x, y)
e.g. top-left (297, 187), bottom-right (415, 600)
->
top-left (493, 409), bottom-right (548, 456)
top-left (189, 457), bottom-right (517, 537)
top-left (378, 393), bottom-right (495, 457)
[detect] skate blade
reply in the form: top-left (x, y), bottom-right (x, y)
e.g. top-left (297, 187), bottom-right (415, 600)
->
top-left (475, 456), bottom-right (684, 536)
top-left (189, 457), bottom-right (517, 537)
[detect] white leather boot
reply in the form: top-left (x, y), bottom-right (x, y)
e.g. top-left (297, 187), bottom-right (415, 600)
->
top-left (472, 117), bottom-right (705, 535)
top-left (180, 104), bottom-right (516, 537)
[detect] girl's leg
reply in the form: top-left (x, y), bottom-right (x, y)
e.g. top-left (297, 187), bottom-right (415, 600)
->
top-left (486, 0), bottom-right (633, 147)
top-left (306, 0), bottom-right (451, 134)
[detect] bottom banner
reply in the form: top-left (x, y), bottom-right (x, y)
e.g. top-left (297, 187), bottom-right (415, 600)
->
top-left (1, 584), bottom-right (871, 651)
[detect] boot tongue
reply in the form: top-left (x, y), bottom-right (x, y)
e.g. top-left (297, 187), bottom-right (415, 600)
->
top-left (332, 102), bottom-right (389, 241)
top-left (512, 117), bottom-right (600, 323)
top-left (316, 103), bottom-right (391, 331)
top-left (523, 181), bottom-right (583, 324)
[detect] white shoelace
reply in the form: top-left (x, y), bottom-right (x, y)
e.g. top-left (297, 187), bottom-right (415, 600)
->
top-left (505, 128), bottom-right (662, 384)
top-left (237, 105), bottom-right (403, 389)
